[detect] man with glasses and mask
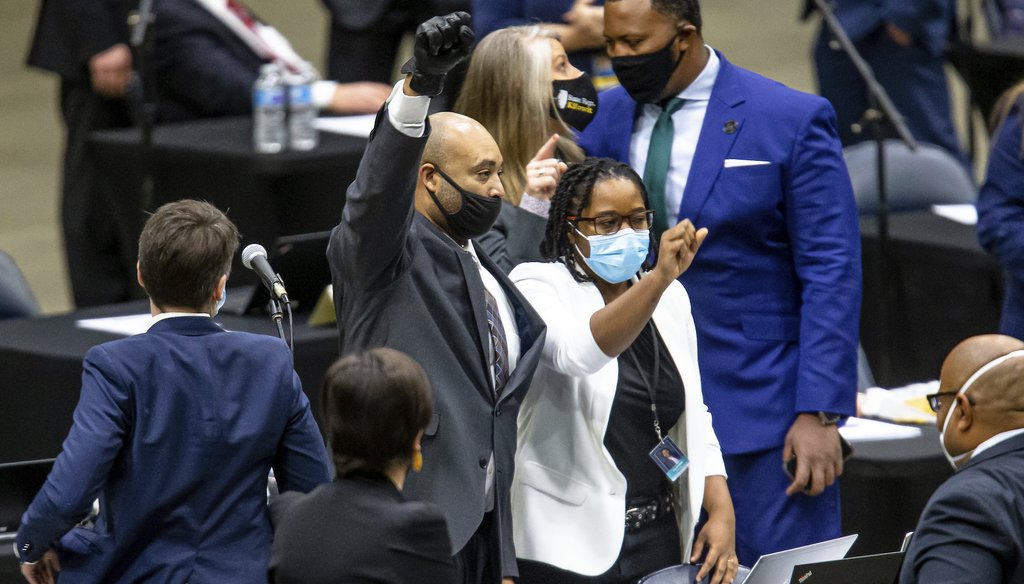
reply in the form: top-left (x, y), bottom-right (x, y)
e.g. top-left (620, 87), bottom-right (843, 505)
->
top-left (327, 12), bottom-right (546, 584)
top-left (901, 334), bottom-right (1024, 584)
top-left (578, 0), bottom-right (861, 566)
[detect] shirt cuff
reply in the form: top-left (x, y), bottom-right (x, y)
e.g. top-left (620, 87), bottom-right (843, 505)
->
top-left (311, 80), bottom-right (337, 109)
top-left (519, 193), bottom-right (551, 218)
top-left (385, 80), bottom-right (430, 138)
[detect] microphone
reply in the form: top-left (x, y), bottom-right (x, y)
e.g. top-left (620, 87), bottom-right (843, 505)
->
top-left (241, 244), bottom-right (289, 303)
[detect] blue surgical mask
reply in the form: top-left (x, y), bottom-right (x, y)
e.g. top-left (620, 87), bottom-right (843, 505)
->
top-left (573, 227), bottom-right (650, 283)
top-left (214, 286), bottom-right (227, 315)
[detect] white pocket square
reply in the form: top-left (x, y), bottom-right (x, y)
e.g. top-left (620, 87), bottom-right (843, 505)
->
top-left (723, 159), bottom-right (771, 168)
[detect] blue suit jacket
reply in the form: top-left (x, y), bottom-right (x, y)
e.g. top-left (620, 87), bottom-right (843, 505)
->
top-left (16, 316), bottom-right (330, 583)
top-left (804, 0), bottom-right (954, 57)
top-left (579, 52), bottom-right (861, 453)
top-left (978, 105), bottom-right (1024, 340)
top-left (899, 432), bottom-right (1024, 584)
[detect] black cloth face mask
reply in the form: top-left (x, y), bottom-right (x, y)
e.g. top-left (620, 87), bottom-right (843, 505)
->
top-left (552, 72), bottom-right (599, 132)
top-left (428, 167), bottom-right (503, 241)
top-left (610, 35), bottom-right (685, 104)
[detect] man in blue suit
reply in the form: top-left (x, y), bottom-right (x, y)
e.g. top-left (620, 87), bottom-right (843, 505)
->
top-left (900, 334), bottom-right (1024, 583)
top-left (15, 200), bottom-right (330, 583)
top-left (803, 0), bottom-right (964, 162)
top-left (580, 0), bottom-right (861, 565)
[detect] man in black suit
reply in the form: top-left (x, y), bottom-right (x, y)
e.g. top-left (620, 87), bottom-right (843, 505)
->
top-left (328, 13), bottom-right (546, 584)
top-left (27, 0), bottom-right (136, 307)
top-left (150, 0), bottom-right (391, 122)
top-left (900, 334), bottom-right (1024, 583)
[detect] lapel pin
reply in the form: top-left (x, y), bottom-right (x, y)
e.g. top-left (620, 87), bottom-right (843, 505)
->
top-left (723, 120), bottom-right (738, 134)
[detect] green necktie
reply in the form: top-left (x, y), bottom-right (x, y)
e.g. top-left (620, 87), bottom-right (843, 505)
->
top-left (642, 98), bottom-right (686, 237)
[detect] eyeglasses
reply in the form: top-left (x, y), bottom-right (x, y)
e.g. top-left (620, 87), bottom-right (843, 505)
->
top-left (925, 391), bottom-right (975, 413)
top-left (567, 210), bottom-right (655, 235)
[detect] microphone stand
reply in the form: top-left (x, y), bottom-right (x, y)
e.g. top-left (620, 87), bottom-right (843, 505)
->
top-left (128, 0), bottom-right (157, 212)
top-left (811, 0), bottom-right (918, 385)
top-left (267, 297), bottom-right (287, 344)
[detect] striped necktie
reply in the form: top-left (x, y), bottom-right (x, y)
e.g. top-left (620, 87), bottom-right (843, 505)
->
top-left (643, 97), bottom-right (686, 237)
top-left (483, 289), bottom-right (510, 397)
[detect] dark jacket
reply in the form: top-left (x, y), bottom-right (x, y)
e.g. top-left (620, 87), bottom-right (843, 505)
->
top-left (15, 316), bottom-right (330, 582)
top-left (27, 0), bottom-right (130, 82)
top-left (270, 473), bottom-right (458, 584)
top-left (900, 431), bottom-right (1024, 584)
top-left (328, 110), bottom-right (547, 577)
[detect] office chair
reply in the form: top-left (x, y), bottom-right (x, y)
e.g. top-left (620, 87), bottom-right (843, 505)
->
top-left (843, 140), bottom-right (977, 215)
top-left (0, 251), bottom-right (40, 319)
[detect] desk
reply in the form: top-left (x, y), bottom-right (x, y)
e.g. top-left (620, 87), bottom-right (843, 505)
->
top-left (860, 211), bottom-right (1003, 386)
top-left (88, 117), bottom-right (366, 291)
top-left (0, 300), bottom-right (339, 465)
top-left (841, 425), bottom-right (951, 557)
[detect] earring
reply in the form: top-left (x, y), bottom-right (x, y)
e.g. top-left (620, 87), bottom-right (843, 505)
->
top-left (412, 450), bottom-right (423, 472)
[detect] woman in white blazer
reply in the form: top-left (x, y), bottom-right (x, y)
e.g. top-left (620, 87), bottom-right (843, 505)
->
top-left (509, 158), bottom-right (738, 584)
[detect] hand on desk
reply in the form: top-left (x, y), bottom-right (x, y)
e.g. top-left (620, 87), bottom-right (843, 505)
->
top-left (20, 549), bottom-right (60, 584)
top-left (328, 82), bottom-right (393, 115)
top-left (783, 413), bottom-right (844, 497)
top-left (89, 43), bottom-right (132, 98)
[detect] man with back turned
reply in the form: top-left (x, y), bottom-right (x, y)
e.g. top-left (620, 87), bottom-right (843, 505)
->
top-left (327, 12), bottom-right (546, 584)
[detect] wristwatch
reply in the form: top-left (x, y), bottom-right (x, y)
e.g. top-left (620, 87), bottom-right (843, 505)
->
top-left (817, 411), bottom-right (843, 426)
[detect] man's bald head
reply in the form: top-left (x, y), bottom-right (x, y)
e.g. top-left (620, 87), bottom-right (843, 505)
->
top-left (414, 112), bottom-right (505, 242)
top-left (938, 335), bottom-right (1024, 454)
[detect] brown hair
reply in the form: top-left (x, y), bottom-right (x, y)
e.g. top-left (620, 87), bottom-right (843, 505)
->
top-left (321, 348), bottom-right (434, 478)
top-left (454, 26), bottom-right (584, 206)
top-left (138, 199), bottom-right (240, 311)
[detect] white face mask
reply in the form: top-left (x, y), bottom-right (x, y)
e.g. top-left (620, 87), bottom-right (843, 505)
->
top-left (213, 284), bottom-right (227, 316)
top-left (940, 350), bottom-right (1024, 470)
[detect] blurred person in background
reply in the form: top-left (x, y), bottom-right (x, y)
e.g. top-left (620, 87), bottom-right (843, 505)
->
top-left (455, 25), bottom-right (590, 272)
top-left (977, 82), bottom-right (1024, 340)
top-left (152, 0), bottom-right (392, 122)
top-left (270, 348), bottom-right (458, 584)
top-left (474, 0), bottom-right (617, 90)
top-left (27, 0), bottom-right (137, 307)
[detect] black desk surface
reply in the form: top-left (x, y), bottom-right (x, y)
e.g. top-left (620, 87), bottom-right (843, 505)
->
top-left (859, 211), bottom-right (1002, 386)
top-left (0, 300), bottom-right (339, 465)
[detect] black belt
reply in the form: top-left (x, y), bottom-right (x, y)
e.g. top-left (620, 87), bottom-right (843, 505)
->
top-left (624, 490), bottom-right (674, 533)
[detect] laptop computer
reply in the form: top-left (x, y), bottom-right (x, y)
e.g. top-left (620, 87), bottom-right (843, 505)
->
top-left (243, 231), bottom-right (333, 314)
top-left (789, 551), bottom-right (905, 584)
top-left (741, 534), bottom-right (858, 584)
top-left (0, 459), bottom-right (55, 536)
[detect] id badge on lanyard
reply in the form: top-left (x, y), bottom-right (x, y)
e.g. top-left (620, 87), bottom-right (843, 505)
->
top-left (630, 322), bottom-right (689, 482)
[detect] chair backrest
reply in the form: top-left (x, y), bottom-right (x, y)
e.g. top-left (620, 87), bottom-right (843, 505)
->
top-left (639, 563), bottom-right (752, 584)
top-left (843, 140), bottom-right (977, 215)
top-left (0, 251), bottom-right (40, 319)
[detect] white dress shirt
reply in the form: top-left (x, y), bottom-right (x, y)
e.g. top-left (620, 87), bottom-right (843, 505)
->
top-left (629, 47), bottom-right (721, 228)
top-left (147, 312), bottom-right (211, 331)
top-left (972, 427), bottom-right (1024, 458)
top-left (192, 0), bottom-right (338, 108)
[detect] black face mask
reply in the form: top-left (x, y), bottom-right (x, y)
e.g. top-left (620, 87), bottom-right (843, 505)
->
top-left (552, 73), bottom-right (599, 132)
top-left (428, 167), bottom-right (503, 240)
top-left (610, 35), bottom-right (685, 104)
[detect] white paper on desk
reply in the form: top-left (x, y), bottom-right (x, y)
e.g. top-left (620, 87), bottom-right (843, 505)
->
top-left (314, 115), bottom-right (377, 138)
top-left (839, 417), bottom-right (923, 443)
top-left (931, 204), bottom-right (977, 226)
top-left (76, 314), bottom-right (151, 336)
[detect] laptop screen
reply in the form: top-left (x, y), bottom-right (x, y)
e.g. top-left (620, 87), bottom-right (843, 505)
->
top-left (743, 534), bottom-right (858, 584)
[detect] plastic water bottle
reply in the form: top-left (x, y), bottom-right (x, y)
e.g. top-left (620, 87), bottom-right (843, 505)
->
top-left (253, 63), bottom-right (286, 153)
top-left (288, 62), bottom-right (319, 151)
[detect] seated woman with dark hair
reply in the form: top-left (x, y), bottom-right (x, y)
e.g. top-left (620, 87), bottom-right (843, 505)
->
top-left (269, 348), bottom-right (457, 584)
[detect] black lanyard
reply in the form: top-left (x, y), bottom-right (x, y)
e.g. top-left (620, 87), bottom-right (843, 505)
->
top-left (626, 320), bottom-right (663, 441)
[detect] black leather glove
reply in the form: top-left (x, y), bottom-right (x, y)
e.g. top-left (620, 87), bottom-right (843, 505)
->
top-left (400, 11), bottom-right (474, 97)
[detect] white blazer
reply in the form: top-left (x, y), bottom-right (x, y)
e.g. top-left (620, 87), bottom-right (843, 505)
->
top-left (509, 262), bottom-right (726, 575)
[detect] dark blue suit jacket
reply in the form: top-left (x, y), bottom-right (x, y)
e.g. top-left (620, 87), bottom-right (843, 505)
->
top-left (579, 52), bottom-right (861, 453)
top-left (16, 316), bottom-right (330, 583)
top-left (899, 431), bottom-right (1024, 583)
top-left (978, 105), bottom-right (1024, 340)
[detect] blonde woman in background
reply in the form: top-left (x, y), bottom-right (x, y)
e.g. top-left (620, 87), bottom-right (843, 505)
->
top-left (455, 26), bottom-right (595, 272)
